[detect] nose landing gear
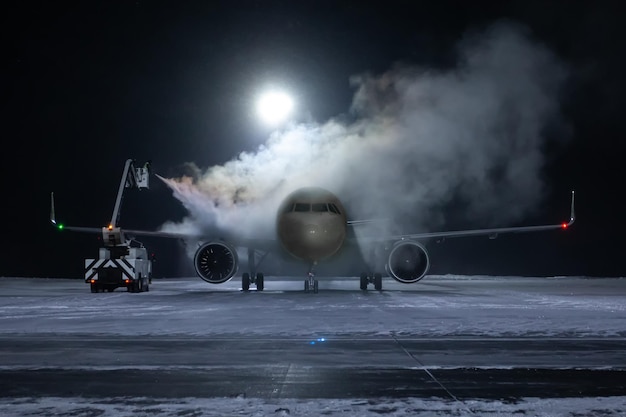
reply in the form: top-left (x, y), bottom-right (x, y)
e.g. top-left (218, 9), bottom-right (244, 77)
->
top-left (304, 262), bottom-right (319, 293)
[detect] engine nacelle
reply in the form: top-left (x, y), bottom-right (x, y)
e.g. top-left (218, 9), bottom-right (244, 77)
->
top-left (386, 240), bottom-right (430, 284)
top-left (193, 241), bottom-right (238, 284)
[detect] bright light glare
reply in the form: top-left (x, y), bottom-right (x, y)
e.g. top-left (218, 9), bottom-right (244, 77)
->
top-left (257, 91), bottom-right (294, 125)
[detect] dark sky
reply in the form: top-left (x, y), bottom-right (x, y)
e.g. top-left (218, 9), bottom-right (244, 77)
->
top-left (3, 1), bottom-right (624, 279)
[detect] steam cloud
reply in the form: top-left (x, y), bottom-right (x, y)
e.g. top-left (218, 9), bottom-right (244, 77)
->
top-left (159, 22), bottom-right (568, 245)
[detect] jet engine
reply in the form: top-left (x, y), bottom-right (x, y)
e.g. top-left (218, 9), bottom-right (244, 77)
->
top-left (193, 241), bottom-right (238, 284)
top-left (386, 241), bottom-right (430, 283)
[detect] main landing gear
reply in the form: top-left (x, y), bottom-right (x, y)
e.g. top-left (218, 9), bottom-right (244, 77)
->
top-left (360, 272), bottom-right (383, 291)
top-left (241, 248), bottom-right (269, 292)
top-left (242, 272), bottom-right (264, 292)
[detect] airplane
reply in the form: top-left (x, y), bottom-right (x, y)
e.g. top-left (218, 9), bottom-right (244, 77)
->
top-left (51, 160), bottom-right (576, 293)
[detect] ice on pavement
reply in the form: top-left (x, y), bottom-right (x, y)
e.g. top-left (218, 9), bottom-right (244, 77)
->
top-left (1, 395), bottom-right (626, 417)
top-left (1, 275), bottom-right (625, 417)
top-left (0, 275), bottom-right (624, 338)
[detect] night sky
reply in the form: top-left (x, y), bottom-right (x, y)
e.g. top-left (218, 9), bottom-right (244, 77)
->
top-left (4, 1), bottom-right (624, 279)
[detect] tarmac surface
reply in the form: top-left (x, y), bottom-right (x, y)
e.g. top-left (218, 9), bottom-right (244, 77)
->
top-left (1, 336), bottom-right (625, 400)
top-left (1, 275), bottom-right (625, 414)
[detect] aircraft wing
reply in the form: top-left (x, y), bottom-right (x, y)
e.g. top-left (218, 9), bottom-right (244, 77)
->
top-left (49, 192), bottom-right (277, 250)
top-left (49, 223), bottom-right (191, 238)
top-left (355, 191), bottom-right (575, 243)
top-left (118, 228), bottom-right (277, 252)
top-left (52, 224), bottom-right (277, 252)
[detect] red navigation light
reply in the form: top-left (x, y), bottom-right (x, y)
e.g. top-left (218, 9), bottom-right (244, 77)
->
top-left (561, 223), bottom-right (568, 229)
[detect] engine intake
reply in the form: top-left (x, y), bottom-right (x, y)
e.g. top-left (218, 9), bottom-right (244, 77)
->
top-left (194, 242), bottom-right (238, 284)
top-left (386, 241), bottom-right (430, 283)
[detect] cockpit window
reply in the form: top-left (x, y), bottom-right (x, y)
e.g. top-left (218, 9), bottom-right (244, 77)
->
top-left (294, 203), bottom-right (310, 212)
top-left (311, 203), bottom-right (328, 212)
top-left (287, 202), bottom-right (340, 214)
top-left (329, 204), bottom-right (341, 215)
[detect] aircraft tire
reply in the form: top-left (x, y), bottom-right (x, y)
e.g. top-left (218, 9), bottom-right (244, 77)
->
top-left (359, 273), bottom-right (368, 290)
top-left (313, 280), bottom-right (319, 294)
top-left (242, 273), bottom-right (250, 291)
top-left (256, 273), bottom-right (264, 291)
top-left (374, 273), bottom-right (382, 291)
top-left (304, 280), bottom-right (310, 293)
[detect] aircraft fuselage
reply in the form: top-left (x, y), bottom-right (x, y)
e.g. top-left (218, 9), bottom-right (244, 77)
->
top-left (276, 187), bottom-right (347, 262)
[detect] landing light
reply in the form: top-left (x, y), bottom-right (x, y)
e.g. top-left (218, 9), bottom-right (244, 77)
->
top-left (108, 224), bottom-right (113, 231)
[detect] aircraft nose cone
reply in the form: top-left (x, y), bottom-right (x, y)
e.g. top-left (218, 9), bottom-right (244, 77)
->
top-left (306, 224), bottom-right (320, 236)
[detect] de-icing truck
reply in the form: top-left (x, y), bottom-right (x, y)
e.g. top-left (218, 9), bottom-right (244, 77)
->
top-left (51, 159), bottom-right (153, 293)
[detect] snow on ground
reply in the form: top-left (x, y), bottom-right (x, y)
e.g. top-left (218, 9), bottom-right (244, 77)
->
top-left (1, 275), bottom-right (625, 416)
top-left (1, 395), bottom-right (626, 417)
top-left (0, 275), bottom-right (624, 338)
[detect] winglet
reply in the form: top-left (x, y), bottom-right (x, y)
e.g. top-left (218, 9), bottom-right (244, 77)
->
top-left (50, 192), bottom-right (56, 225)
top-left (568, 190), bottom-right (575, 226)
